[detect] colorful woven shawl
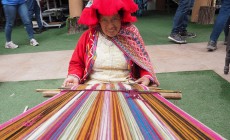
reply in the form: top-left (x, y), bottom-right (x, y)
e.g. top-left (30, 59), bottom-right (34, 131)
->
top-left (113, 24), bottom-right (156, 77)
top-left (83, 24), bottom-right (158, 84)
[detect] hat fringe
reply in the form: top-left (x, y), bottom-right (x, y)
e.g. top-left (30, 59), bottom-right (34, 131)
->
top-left (122, 12), bottom-right (137, 23)
top-left (123, 0), bottom-right (138, 13)
top-left (78, 0), bottom-right (138, 26)
top-left (78, 8), bottom-right (98, 25)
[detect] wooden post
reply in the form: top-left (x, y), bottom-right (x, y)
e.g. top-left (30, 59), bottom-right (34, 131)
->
top-left (67, 0), bottom-right (87, 34)
top-left (156, 0), bottom-right (166, 11)
top-left (197, 6), bottom-right (215, 24)
top-left (191, 0), bottom-right (213, 23)
top-left (68, 0), bottom-right (83, 18)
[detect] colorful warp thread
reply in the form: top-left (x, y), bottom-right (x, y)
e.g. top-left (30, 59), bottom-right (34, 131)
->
top-left (0, 83), bottom-right (224, 139)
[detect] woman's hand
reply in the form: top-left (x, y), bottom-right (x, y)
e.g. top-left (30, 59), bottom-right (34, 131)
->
top-left (135, 76), bottom-right (150, 86)
top-left (62, 75), bottom-right (80, 87)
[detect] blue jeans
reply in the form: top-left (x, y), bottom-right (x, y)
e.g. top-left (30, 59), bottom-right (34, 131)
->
top-left (171, 0), bottom-right (194, 34)
top-left (3, 3), bottom-right (34, 42)
top-left (210, 0), bottom-right (230, 42)
top-left (27, 0), bottom-right (43, 29)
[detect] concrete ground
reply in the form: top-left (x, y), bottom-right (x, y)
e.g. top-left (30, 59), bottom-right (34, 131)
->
top-left (0, 41), bottom-right (229, 83)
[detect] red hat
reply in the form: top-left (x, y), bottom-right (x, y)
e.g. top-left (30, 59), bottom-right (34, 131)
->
top-left (78, 0), bottom-right (138, 26)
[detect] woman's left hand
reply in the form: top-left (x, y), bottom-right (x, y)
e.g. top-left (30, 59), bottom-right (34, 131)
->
top-left (135, 76), bottom-right (150, 86)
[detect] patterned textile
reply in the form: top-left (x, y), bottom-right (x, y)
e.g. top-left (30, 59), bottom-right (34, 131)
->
top-left (113, 24), bottom-right (158, 82)
top-left (0, 83), bottom-right (224, 139)
top-left (80, 24), bottom-right (159, 85)
top-left (82, 30), bottom-right (98, 81)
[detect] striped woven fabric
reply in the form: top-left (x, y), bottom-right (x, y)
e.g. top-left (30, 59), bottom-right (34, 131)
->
top-left (0, 83), bottom-right (224, 139)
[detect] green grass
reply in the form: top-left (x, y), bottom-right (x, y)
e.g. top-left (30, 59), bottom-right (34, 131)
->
top-left (0, 12), bottom-right (225, 55)
top-left (0, 79), bottom-right (63, 124)
top-left (0, 70), bottom-right (230, 139)
top-left (157, 70), bottom-right (230, 139)
top-left (135, 12), bottom-right (224, 45)
top-left (0, 26), bottom-right (81, 55)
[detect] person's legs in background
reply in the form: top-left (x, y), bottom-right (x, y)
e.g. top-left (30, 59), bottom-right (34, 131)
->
top-left (168, 0), bottom-right (191, 44)
top-left (3, 4), bottom-right (19, 49)
top-left (179, 0), bottom-right (196, 38)
top-left (224, 16), bottom-right (230, 45)
top-left (207, 0), bottom-right (230, 51)
top-left (18, 2), bottom-right (39, 46)
top-left (27, 0), bottom-right (40, 34)
top-left (34, 0), bottom-right (47, 32)
top-left (27, 0), bottom-right (35, 23)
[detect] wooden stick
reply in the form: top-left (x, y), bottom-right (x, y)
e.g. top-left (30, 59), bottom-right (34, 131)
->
top-left (153, 90), bottom-right (181, 93)
top-left (159, 92), bottom-right (182, 99)
top-left (148, 86), bottom-right (162, 90)
top-left (36, 89), bottom-right (61, 92)
top-left (36, 88), bottom-right (182, 99)
top-left (36, 88), bottom-right (180, 93)
top-left (42, 90), bottom-right (60, 97)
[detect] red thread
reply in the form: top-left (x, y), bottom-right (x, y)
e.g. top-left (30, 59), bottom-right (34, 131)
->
top-left (23, 114), bottom-right (42, 127)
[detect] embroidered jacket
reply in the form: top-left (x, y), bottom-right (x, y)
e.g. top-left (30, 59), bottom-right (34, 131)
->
top-left (68, 24), bottom-right (159, 86)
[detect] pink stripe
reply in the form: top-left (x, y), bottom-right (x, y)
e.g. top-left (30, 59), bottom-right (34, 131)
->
top-left (0, 90), bottom-right (68, 130)
top-left (154, 94), bottom-right (224, 139)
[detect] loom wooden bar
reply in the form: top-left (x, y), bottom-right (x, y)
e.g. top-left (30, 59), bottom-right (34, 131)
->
top-left (42, 91), bottom-right (60, 97)
top-left (37, 89), bottom-right (182, 99)
top-left (160, 92), bottom-right (182, 99)
top-left (36, 89), bottom-right (61, 92)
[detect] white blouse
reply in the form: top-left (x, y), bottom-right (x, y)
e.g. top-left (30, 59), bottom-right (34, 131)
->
top-left (86, 33), bottom-right (130, 84)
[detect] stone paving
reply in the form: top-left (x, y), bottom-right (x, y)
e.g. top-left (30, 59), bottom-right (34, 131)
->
top-left (1, 42), bottom-right (229, 83)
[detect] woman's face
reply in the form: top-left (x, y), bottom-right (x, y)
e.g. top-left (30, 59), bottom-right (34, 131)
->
top-left (99, 13), bottom-right (121, 37)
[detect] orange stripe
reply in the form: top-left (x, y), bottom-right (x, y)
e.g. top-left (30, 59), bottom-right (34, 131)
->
top-left (141, 94), bottom-right (212, 139)
top-left (1, 90), bottom-right (79, 139)
top-left (76, 84), bottom-right (104, 139)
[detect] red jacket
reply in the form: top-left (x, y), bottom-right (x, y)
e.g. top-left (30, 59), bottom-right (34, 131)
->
top-left (68, 24), bottom-right (159, 85)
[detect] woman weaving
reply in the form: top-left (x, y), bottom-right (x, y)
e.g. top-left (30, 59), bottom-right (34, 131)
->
top-left (1, 1), bottom-right (224, 137)
top-left (62, 0), bottom-right (160, 88)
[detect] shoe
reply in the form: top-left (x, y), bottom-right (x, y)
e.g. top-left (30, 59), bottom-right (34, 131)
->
top-left (179, 31), bottom-right (196, 38)
top-left (5, 41), bottom-right (19, 49)
top-left (168, 33), bottom-right (187, 44)
top-left (30, 38), bottom-right (39, 46)
top-left (34, 27), bottom-right (47, 34)
top-left (33, 29), bottom-right (41, 34)
top-left (40, 27), bottom-right (47, 32)
top-left (207, 40), bottom-right (217, 51)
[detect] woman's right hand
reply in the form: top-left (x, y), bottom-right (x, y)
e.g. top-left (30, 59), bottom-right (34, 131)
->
top-left (62, 75), bottom-right (80, 88)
